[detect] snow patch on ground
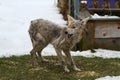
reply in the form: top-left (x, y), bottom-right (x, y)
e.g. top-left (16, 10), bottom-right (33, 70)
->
top-left (42, 45), bottom-right (120, 58)
top-left (96, 76), bottom-right (120, 80)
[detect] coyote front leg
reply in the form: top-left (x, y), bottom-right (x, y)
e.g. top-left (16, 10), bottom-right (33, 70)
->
top-left (63, 49), bottom-right (81, 71)
top-left (55, 48), bottom-right (70, 72)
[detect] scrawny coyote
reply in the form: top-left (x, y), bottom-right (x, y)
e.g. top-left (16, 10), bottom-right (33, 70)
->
top-left (28, 15), bottom-right (89, 72)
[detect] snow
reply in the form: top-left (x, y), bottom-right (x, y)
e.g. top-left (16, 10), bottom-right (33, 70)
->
top-left (81, 1), bottom-right (87, 4)
top-left (0, 0), bottom-right (120, 79)
top-left (92, 13), bottom-right (120, 19)
top-left (42, 45), bottom-right (120, 59)
top-left (96, 76), bottom-right (120, 80)
top-left (0, 0), bottom-right (66, 57)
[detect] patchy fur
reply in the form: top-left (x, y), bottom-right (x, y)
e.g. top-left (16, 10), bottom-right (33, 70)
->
top-left (28, 16), bottom-right (89, 72)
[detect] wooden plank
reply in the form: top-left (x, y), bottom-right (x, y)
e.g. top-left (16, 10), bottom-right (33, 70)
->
top-left (68, 0), bottom-right (71, 15)
top-left (74, 0), bottom-right (79, 19)
top-left (82, 21), bottom-right (95, 50)
top-left (89, 18), bottom-right (120, 21)
top-left (88, 8), bottom-right (120, 14)
top-left (94, 38), bottom-right (120, 50)
top-left (82, 20), bottom-right (120, 51)
top-left (95, 21), bottom-right (120, 38)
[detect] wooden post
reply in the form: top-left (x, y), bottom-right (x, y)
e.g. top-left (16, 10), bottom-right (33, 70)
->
top-left (74, 0), bottom-right (80, 19)
top-left (68, 0), bottom-right (71, 15)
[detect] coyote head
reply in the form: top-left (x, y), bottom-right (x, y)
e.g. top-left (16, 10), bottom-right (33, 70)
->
top-left (67, 15), bottom-right (89, 30)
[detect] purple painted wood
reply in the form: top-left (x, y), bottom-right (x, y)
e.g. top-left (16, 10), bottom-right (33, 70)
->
top-left (98, 0), bottom-right (103, 8)
top-left (87, 0), bottom-right (92, 8)
top-left (110, 0), bottom-right (115, 8)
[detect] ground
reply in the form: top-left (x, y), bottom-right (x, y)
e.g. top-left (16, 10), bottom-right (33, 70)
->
top-left (0, 55), bottom-right (120, 80)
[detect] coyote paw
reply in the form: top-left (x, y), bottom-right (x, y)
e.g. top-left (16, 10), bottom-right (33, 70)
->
top-left (32, 62), bottom-right (39, 67)
top-left (64, 67), bottom-right (70, 73)
top-left (41, 59), bottom-right (50, 63)
top-left (73, 67), bottom-right (81, 72)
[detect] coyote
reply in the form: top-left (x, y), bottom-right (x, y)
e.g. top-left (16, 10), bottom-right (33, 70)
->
top-left (28, 15), bottom-right (89, 72)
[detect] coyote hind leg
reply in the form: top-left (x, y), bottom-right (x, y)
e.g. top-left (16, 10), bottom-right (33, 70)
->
top-left (35, 38), bottom-right (49, 63)
top-left (37, 45), bottom-right (49, 63)
top-left (30, 44), bottom-right (40, 66)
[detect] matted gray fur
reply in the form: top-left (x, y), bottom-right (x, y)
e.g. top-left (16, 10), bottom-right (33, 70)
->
top-left (28, 15), bottom-right (89, 72)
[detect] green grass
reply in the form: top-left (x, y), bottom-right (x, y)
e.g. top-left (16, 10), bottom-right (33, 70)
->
top-left (0, 55), bottom-right (120, 80)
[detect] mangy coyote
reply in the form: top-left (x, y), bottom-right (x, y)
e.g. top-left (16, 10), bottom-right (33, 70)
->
top-left (29, 15), bottom-right (89, 72)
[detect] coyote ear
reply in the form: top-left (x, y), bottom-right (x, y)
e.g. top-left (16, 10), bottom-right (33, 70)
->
top-left (67, 15), bottom-right (75, 25)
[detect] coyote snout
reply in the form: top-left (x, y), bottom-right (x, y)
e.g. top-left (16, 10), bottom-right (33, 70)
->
top-left (29, 15), bottom-right (89, 72)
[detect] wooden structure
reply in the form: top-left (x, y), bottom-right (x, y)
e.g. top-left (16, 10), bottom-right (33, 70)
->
top-left (87, 0), bottom-right (120, 8)
top-left (57, 0), bottom-right (120, 20)
top-left (82, 18), bottom-right (120, 51)
top-left (87, 0), bottom-right (120, 16)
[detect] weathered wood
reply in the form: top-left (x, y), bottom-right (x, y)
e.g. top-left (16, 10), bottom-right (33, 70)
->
top-left (95, 21), bottom-right (120, 38)
top-left (82, 22), bottom-right (95, 50)
top-left (57, 0), bottom-right (68, 20)
top-left (95, 38), bottom-right (120, 50)
top-left (84, 19), bottom-right (120, 51)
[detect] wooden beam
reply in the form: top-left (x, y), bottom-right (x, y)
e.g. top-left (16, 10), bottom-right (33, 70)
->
top-left (74, 0), bottom-right (80, 19)
top-left (68, 0), bottom-right (72, 15)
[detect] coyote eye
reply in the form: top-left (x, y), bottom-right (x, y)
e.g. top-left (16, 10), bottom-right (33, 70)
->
top-left (72, 26), bottom-right (75, 28)
top-left (65, 31), bottom-right (68, 34)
